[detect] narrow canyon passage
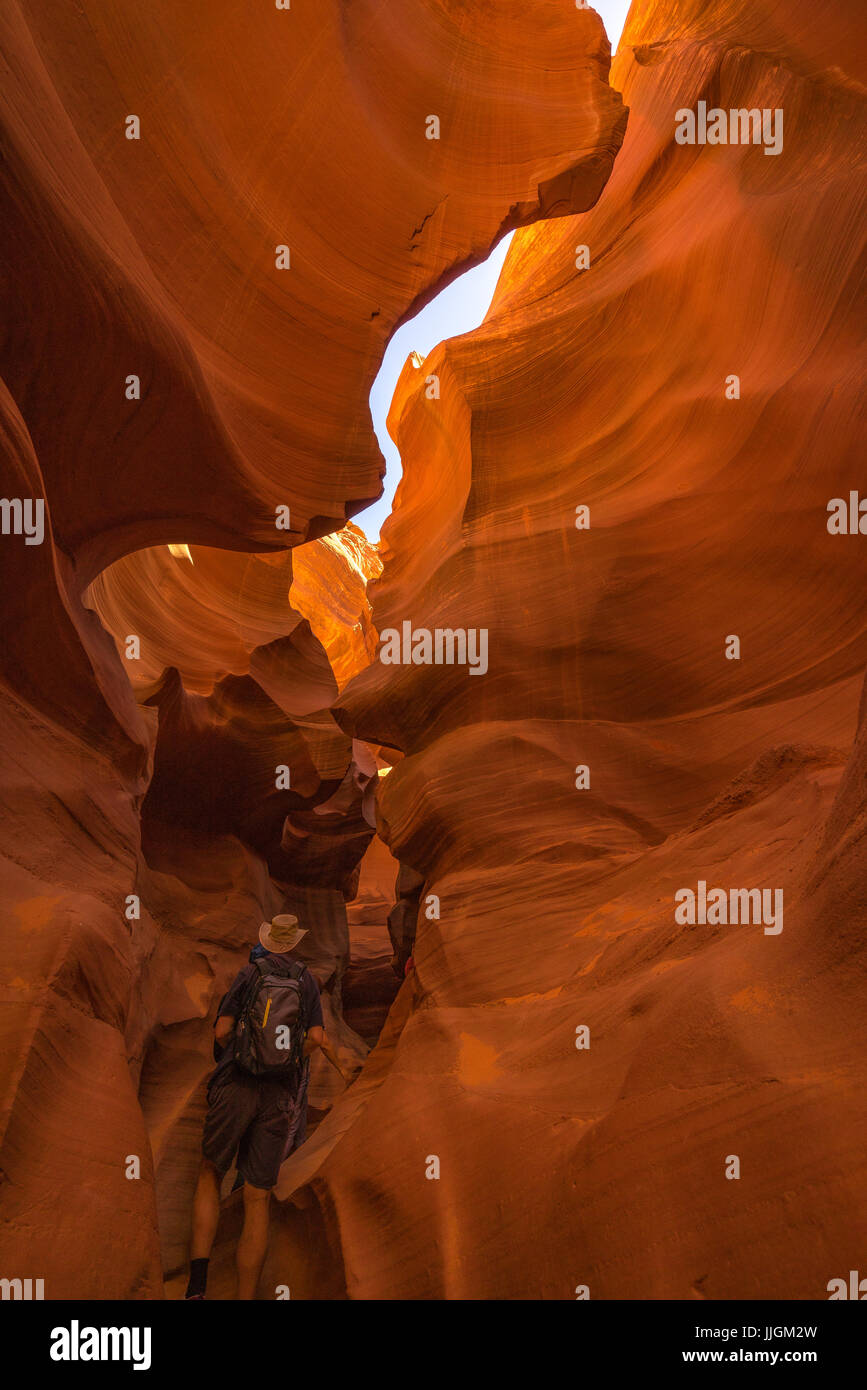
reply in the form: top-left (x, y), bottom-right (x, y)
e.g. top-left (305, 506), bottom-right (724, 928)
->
top-left (1, 0), bottom-right (865, 1305)
top-left (66, 180), bottom-right (519, 1299)
top-left (83, 527), bottom-right (413, 1292)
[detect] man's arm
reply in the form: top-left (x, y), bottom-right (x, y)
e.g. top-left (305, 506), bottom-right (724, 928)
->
top-left (215, 1014), bottom-right (236, 1047)
top-left (212, 968), bottom-right (249, 1058)
top-left (304, 1025), bottom-right (350, 1080)
top-left (300, 971), bottom-right (357, 1082)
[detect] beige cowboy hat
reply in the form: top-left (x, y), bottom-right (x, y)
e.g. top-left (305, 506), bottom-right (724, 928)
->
top-left (259, 913), bottom-right (307, 954)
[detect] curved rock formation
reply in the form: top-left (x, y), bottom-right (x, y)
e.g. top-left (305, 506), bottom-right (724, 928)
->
top-left (294, 0), bottom-right (867, 1298)
top-left (1, 0), bottom-right (626, 586)
top-left (1, 0), bottom-right (627, 1298)
top-left (85, 523), bottom-right (382, 696)
top-left (290, 526), bottom-right (383, 692)
top-left (0, 382), bottom-right (164, 1298)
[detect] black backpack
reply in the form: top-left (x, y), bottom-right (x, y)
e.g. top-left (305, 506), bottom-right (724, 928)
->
top-left (233, 957), bottom-right (306, 1080)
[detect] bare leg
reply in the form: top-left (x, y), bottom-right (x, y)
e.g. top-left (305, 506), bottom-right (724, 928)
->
top-left (236, 1183), bottom-right (271, 1300)
top-left (190, 1157), bottom-right (222, 1260)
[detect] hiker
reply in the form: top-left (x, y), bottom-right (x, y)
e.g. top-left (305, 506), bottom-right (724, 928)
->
top-left (185, 913), bottom-right (346, 1300)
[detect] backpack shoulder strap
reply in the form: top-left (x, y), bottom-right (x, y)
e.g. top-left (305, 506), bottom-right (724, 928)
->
top-left (257, 956), bottom-right (303, 980)
top-left (238, 962), bottom-right (266, 1010)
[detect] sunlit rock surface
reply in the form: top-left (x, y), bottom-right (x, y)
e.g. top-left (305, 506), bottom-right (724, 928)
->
top-left (290, 526), bottom-right (383, 691)
top-left (86, 524), bottom-right (382, 697)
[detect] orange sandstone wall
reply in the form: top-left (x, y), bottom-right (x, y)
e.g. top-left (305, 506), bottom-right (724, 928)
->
top-left (5, 0), bottom-right (863, 1302)
top-left (0, 1), bottom-right (625, 1296)
top-left (1, 0), bottom-right (625, 585)
top-left (284, 0), bottom-right (867, 1298)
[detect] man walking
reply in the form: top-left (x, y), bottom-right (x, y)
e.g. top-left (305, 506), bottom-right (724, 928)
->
top-left (185, 913), bottom-right (345, 1300)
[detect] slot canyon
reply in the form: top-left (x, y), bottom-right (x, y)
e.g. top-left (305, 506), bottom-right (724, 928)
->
top-left (1, 0), bottom-right (865, 1302)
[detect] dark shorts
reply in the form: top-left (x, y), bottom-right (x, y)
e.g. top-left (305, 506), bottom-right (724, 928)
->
top-left (202, 1066), bottom-right (296, 1190)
